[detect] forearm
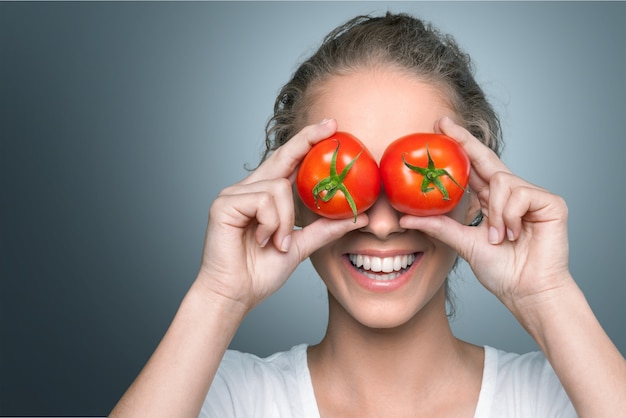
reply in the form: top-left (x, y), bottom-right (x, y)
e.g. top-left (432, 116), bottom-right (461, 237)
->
top-left (508, 275), bottom-right (626, 417)
top-left (110, 279), bottom-right (248, 418)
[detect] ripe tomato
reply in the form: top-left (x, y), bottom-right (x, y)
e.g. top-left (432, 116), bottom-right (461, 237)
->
top-left (380, 133), bottom-right (470, 216)
top-left (296, 132), bottom-right (380, 221)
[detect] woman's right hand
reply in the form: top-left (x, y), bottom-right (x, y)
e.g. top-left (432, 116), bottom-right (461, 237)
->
top-left (196, 119), bottom-right (368, 311)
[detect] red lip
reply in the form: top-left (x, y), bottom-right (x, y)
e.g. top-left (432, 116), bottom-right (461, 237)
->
top-left (343, 252), bottom-right (422, 293)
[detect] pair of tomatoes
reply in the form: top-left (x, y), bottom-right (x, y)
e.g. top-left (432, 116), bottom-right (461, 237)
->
top-left (296, 131), bottom-right (470, 220)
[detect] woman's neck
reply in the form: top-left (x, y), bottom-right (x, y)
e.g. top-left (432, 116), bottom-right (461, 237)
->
top-left (307, 289), bottom-right (484, 416)
top-left (314, 288), bottom-right (458, 376)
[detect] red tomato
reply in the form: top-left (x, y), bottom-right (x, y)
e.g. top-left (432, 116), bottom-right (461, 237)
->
top-left (296, 132), bottom-right (381, 221)
top-left (380, 133), bottom-right (470, 216)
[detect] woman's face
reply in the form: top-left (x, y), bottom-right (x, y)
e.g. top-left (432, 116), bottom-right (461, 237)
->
top-left (301, 67), bottom-right (476, 329)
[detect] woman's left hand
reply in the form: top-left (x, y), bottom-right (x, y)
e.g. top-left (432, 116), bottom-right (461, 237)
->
top-left (400, 117), bottom-right (572, 308)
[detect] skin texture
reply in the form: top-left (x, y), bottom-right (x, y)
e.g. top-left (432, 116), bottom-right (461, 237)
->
top-left (111, 66), bottom-right (626, 418)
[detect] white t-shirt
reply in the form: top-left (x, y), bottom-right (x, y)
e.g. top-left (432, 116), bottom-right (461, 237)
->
top-left (200, 344), bottom-right (576, 417)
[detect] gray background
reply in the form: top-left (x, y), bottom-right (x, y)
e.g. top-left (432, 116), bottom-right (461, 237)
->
top-left (1, 1), bottom-right (624, 416)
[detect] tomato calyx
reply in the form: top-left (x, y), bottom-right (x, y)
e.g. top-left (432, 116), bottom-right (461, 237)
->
top-left (311, 140), bottom-right (362, 222)
top-left (402, 144), bottom-right (465, 200)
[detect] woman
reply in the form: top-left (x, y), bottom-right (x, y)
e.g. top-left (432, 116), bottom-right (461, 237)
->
top-left (111, 13), bottom-right (625, 417)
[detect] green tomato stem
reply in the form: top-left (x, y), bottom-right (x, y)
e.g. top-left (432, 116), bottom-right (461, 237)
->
top-left (311, 141), bottom-right (361, 222)
top-left (402, 145), bottom-right (465, 201)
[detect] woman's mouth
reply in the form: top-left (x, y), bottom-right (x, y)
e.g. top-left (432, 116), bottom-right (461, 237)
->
top-left (348, 253), bottom-right (417, 281)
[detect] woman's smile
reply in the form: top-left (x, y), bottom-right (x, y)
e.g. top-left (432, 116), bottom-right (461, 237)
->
top-left (343, 251), bottom-right (423, 292)
top-left (348, 253), bottom-right (417, 277)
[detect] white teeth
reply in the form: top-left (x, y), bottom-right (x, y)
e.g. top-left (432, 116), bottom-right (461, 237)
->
top-left (349, 254), bottom-right (416, 275)
top-left (362, 271), bottom-right (401, 281)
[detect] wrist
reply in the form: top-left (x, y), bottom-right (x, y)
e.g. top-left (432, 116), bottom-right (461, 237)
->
top-left (189, 274), bottom-right (251, 321)
top-left (504, 273), bottom-right (580, 350)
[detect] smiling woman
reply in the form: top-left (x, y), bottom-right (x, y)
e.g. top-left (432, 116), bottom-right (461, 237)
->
top-left (1, 2), bottom-right (624, 417)
top-left (108, 10), bottom-right (625, 418)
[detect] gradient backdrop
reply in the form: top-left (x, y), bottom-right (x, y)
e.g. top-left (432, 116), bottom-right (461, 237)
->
top-left (1, 2), bottom-right (624, 416)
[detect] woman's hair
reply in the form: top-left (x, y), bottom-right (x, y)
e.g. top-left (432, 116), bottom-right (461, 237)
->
top-left (263, 12), bottom-right (503, 161)
top-left (263, 12), bottom-right (503, 317)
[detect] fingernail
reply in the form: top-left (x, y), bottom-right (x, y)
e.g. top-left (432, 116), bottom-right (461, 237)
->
top-left (319, 118), bottom-right (331, 125)
top-left (280, 235), bottom-right (291, 252)
top-left (507, 228), bottom-right (515, 242)
top-left (488, 226), bottom-right (500, 244)
top-left (260, 236), bottom-right (270, 248)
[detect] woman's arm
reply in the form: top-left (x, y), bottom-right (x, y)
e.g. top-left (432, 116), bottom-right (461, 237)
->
top-left (109, 281), bottom-right (247, 417)
top-left (402, 117), bottom-right (625, 417)
top-left (507, 274), bottom-right (626, 417)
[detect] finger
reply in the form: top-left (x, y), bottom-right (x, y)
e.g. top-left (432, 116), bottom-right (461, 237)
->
top-left (267, 179), bottom-right (296, 252)
top-left (485, 171), bottom-right (516, 244)
top-left (291, 214), bottom-right (369, 260)
top-left (500, 186), bottom-right (532, 243)
top-left (243, 119), bottom-right (338, 185)
top-left (212, 191), bottom-right (278, 246)
top-left (486, 172), bottom-right (551, 244)
top-left (219, 178), bottom-right (296, 251)
top-left (501, 185), bottom-right (565, 242)
top-left (437, 117), bottom-right (511, 189)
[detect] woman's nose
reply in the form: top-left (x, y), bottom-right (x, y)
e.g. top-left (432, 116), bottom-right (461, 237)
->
top-left (359, 191), bottom-right (406, 239)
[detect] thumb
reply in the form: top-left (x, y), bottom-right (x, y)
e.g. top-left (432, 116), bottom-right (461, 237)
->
top-left (400, 215), bottom-right (482, 261)
top-left (291, 214), bottom-right (369, 260)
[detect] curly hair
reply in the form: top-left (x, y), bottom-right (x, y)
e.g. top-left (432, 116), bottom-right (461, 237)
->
top-left (263, 12), bottom-right (503, 163)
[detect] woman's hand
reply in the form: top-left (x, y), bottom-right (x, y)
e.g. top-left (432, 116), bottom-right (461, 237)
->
top-left (400, 117), bottom-right (572, 308)
top-left (197, 119), bottom-right (368, 311)
top-left (401, 117), bottom-right (626, 417)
